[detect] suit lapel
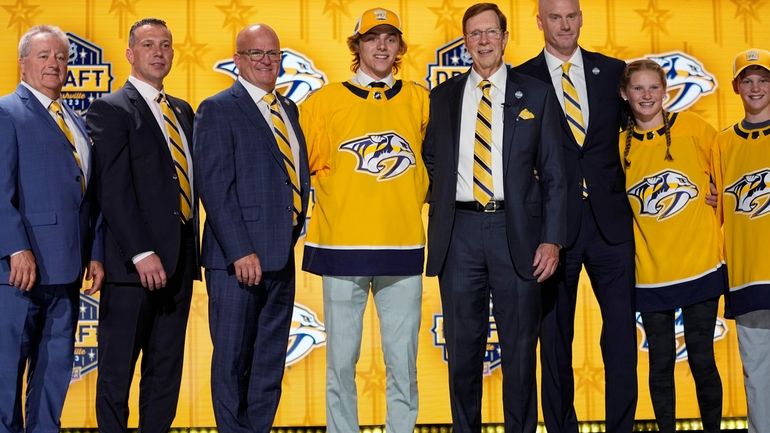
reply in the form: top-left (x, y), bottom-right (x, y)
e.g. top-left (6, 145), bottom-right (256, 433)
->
top-left (582, 50), bottom-right (602, 145)
top-left (449, 73), bottom-right (468, 175)
top-left (17, 85), bottom-right (70, 146)
top-left (123, 81), bottom-right (175, 171)
top-left (503, 68), bottom-right (524, 177)
top-left (231, 81), bottom-right (288, 176)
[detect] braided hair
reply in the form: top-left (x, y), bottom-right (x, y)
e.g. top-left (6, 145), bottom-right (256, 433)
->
top-left (619, 59), bottom-right (671, 168)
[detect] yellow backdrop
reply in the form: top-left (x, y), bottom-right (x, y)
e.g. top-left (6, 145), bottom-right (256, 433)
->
top-left (1, 0), bottom-right (766, 428)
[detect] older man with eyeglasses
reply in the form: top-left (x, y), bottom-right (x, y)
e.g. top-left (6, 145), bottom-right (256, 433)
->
top-left (193, 23), bottom-right (310, 433)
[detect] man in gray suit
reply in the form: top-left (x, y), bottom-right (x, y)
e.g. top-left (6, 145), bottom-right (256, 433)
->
top-left (193, 24), bottom-right (310, 433)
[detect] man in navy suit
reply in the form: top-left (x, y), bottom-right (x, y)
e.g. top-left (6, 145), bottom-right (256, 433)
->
top-left (423, 4), bottom-right (565, 432)
top-left (0, 25), bottom-right (103, 432)
top-left (193, 24), bottom-right (310, 433)
top-left (513, 1), bottom-right (638, 432)
top-left (87, 18), bottom-right (198, 433)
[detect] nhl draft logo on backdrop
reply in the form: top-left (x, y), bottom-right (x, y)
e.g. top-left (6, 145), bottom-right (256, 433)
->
top-left (627, 169), bottom-right (699, 220)
top-left (286, 304), bottom-right (326, 366)
top-left (636, 310), bottom-right (728, 362)
top-left (339, 132), bottom-right (417, 181)
top-left (72, 294), bottom-right (99, 381)
top-left (432, 299), bottom-right (502, 375)
top-left (425, 37), bottom-right (473, 90)
top-left (214, 49), bottom-right (326, 104)
top-left (725, 169), bottom-right (770, 219)
top-left (62, 32), bottom-right (113, 114)
top-left (641, 52), bottom-right (717, 112)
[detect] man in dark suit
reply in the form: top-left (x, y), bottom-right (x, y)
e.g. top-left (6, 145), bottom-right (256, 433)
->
top-left (423, 4), bottom-right (565, 432)
top-left (193, 24), bottom-right (310, 433)
top-left (87, 18), bottom-right (198, 433)
top-left (0, 25), bottom-right (103, 432)
top-left (513, 1), bottom-right (638, 432)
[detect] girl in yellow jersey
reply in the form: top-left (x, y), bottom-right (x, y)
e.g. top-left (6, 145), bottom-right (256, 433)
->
top-left (619, 60), bottom-right (725, 433)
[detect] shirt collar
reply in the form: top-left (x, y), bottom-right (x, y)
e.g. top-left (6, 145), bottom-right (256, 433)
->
top-left (128, 75), bottom-right (164, 101)
top-left (543, 46), bottom-right (584, 74)
top-left (468, 63), bottom-right (507, 91)
top-left (20, 81), bottom-right (56, 109)
top-left (353, 69), bottom-right (395, 88)
top-left (237, 75), bottom-right (274, 105)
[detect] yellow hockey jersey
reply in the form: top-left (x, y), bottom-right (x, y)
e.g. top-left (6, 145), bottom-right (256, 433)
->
top-left (621, 111), bottom-right (725, 312)
top-left (299, 80), bottom-right (429, 276)
top-left (714, 120), bottom-right (770, 316)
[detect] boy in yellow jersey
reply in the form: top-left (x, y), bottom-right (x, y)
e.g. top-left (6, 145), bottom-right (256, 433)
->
top-left (298, 8), bottom-right (428, 433)
top-left (714, 48), bottom-right (770, 433)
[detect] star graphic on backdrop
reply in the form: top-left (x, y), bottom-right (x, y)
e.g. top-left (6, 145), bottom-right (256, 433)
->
top-left (574, 361), bottom-right (604, 394)
top-left (403, 43), bottom-right (426, 76)
top-left (175, 33), bottom-right (209, 71)
top-left (428, 0), bottom-right (463, 39)
top-left (732, 0), bottom-right (765, 21)
top-left (323, 0), bottom-right (350, 17)
top-left (359, 362), bottom-right (386, 397)
top-left (108, 0), bottom-right (136, 19)
top-left (635, 0), bottom-right (671, 35)
top-left (2, 0), bottom-right (40, 30)
top-left (216, 0), bottom-right (253, 33)
top-left (593, 36), bottom-right (630, 59)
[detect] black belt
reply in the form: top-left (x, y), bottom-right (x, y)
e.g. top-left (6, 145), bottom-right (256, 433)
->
top-left (456, 200), bottom-right (505, 212)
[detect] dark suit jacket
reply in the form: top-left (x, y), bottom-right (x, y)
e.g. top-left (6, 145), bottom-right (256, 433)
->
top-left (193, 81), bottom-right (310, 272)
top-left (87, 81), bottom-right (199, 283)
top-left (423, 66), bottom-right (566, 279)
top-left (513, 49), bottom-right (633, 247)
top-left (0, 84), bottom-right (102, 284)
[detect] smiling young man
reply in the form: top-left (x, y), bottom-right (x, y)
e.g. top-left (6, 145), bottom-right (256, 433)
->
top-left (714, 48), bottom-right (770, 433)
top-left (423, 3), bottom-right (565, 432)
top-left (298, 7), bottom-right (428, 433)
top-left (86, 18), bottom-right (198, 433)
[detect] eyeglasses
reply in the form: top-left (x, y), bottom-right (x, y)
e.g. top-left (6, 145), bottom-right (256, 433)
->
top-left (465, 28), bottom-right (504, 41)
top-left (237, 50), bottom-right (283, 61)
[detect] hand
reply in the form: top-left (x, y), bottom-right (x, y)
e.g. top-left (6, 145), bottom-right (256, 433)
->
top-left (705, 181), bottom-right (718, 209)
top-left (233, 253), bottom-right (262, 286)
top-left (135, 254), bottom-right (167, 290)
top-left (532, 243), bottom-right (560, 283)
top-left (9, 250), bottom-right (36, 291)
top-left (84, 261), bottom-right (105, 295)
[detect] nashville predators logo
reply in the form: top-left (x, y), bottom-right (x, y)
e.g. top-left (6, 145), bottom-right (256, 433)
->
top-left (286, 303), bottom-right (326, 366)
top-left (636, 309), bottom-right (728, 362)
top-left (725, 169), bottom-right (770, 218)
top-left (627, 169), bottom-right (699, 220)
top-left (339, 131), bottom-right (416, 181)
top-left (644, 52), bottom-right (717, 112)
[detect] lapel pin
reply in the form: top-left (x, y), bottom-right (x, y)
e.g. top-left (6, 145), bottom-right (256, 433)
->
top-left (592, 67), bottom-right (600, 75)
top-left (514, 90), bottom-right (523, 99)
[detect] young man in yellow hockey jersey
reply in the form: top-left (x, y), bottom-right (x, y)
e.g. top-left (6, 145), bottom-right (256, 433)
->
top-left (298, 8), bottom-right (428, 433)
top-left (714, 48), bottom-right (770, 433)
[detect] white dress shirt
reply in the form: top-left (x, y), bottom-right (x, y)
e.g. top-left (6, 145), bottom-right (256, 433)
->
top-left (237, 76), bottom-right (302, 187)
top-left (351, 69), bottom-right (395, 88)
top-left (544, 47), bottom-right (590, 130)
top-left (456, 64), bottom-right (507, 201)
top-left (128, 75), bottom-right (195, 264)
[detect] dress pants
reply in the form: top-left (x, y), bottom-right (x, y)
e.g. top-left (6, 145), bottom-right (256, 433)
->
top-left (95, 225), bottom-right (195, 433)
top-left (439, 209), bottom-right (540, 433)
top-left (641, 297), bottom-right (722, 433)
top-left (736, 309), bottom-right (770, 433)
top-left (0, 282), bottom-right (79, 433)
top-left (540, 200), bottom-right (637, 433)
top-left (207, 254), bottom-right (295, 433)
top-left (323, 275), bottom-right (422, 433)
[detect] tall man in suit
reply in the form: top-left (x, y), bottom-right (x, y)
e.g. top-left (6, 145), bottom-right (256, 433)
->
top-left (193, 24), bottom-right (310, 433)
top-left (0, 25), bottom-right (103, 432)
top-left (87, 18), bottom-right (198, 433)
top-left (423, 4), bottom-right (565, 432)
top-left (513, 1), bottom-right (638, 432)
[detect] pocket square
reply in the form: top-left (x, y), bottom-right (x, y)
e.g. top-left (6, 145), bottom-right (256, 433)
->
top-left (518, 108), bottom-right (535, 120)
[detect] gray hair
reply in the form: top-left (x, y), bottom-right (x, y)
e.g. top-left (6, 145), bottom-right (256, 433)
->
top-left (18, 25), bottom-right (69, 59)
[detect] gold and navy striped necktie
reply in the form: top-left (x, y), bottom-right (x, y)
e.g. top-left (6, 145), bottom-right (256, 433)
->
top-left (561, 62), bottom-right (589, 198)
top-left (49, 100), bottom-right (85, 195)
top-left (473, 79), bottom-right (494, 206)
top-left (263, 93), bottom-right (301, 225)
top-left (156, 93), bottom-right (192, 221)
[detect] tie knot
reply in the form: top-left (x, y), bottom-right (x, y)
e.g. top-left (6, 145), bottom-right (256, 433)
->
top-left (479, 80), bottom-right (492, 96)
top-left (562, 62), bottom-right (572, 74)
top-left (262, 92), bottom-right (278, 106)
top-left (369, 81), bottom-right (387, 88)
top-left (155, 93), bottom-right (169, 105)
top-left (49, 100), bottom-right (62, 114)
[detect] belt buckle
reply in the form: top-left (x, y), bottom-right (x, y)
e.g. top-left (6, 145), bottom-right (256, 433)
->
top-left (484, 201), bottom-right (497, 212)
